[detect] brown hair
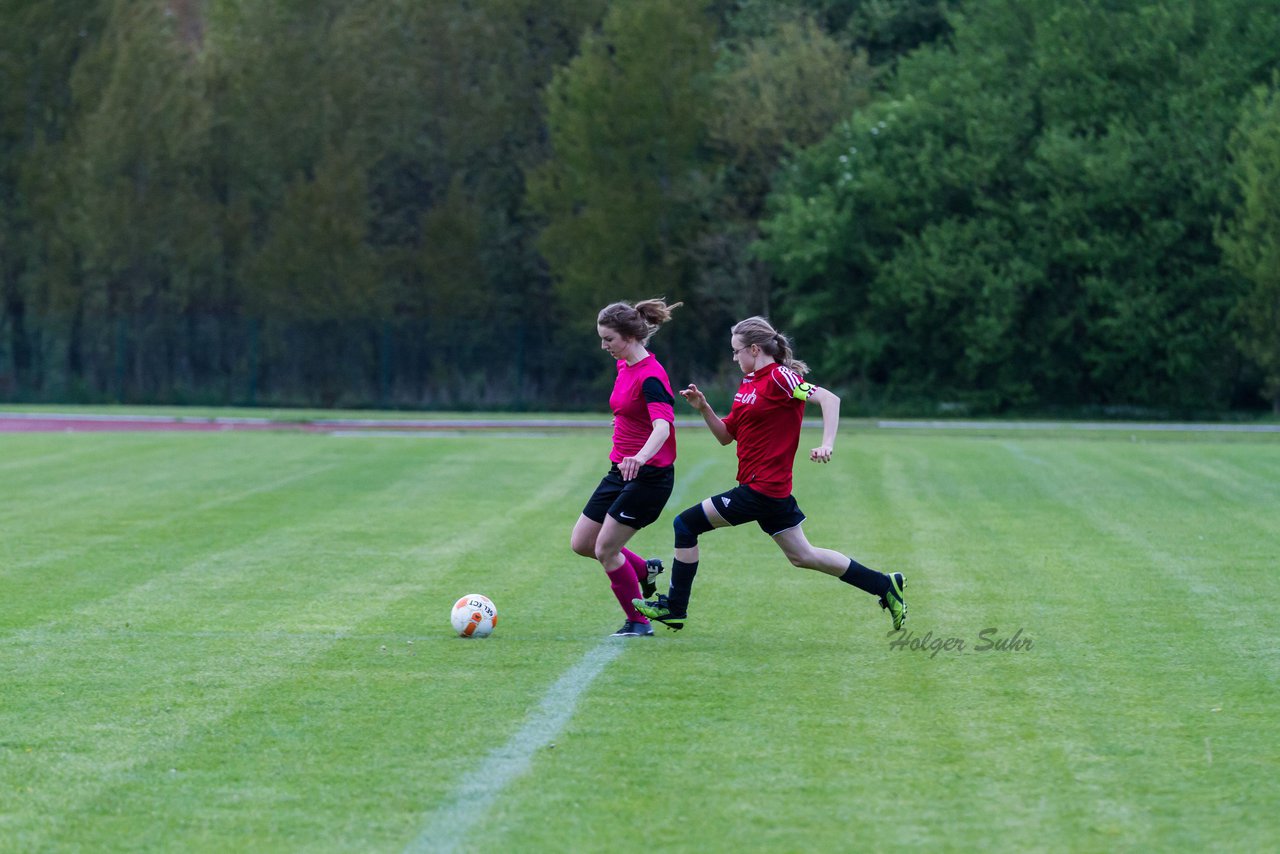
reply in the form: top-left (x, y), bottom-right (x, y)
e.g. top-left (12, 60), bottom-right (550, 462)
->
top-left (731, 316), bottom-right (810, 375)
top-left (597, 298), bottom-right (683, 344)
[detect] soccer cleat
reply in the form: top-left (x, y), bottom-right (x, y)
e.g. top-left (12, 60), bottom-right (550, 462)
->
top-left (632, 594), bottom-right (686, 631)
top-left (878, 572), bottom-right (907, 631)
top-left (641, 558), bottom-right (665, 599)
top-left (611, 620), bottom-right (654, 637)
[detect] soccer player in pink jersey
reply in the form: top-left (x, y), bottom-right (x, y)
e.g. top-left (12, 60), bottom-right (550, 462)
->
top-left (570, 298), bottom-right (683, 637)
top-left (635, 316), bottom-right (907, 632)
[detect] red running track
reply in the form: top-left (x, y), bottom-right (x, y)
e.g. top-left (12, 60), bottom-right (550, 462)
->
top-left (0, 412), bottom-right (610, 433)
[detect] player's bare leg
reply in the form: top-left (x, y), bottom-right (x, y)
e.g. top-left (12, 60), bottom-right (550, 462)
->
top-left (596, 515), bottom-right (653, 636)
top-left (570, 514), bottom-right (603, 559)
top-left (773, 525), bottom-right (906, 630)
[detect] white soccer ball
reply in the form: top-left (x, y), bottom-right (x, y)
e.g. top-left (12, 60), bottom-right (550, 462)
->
top-left (451, 594), bottom-right (498, 638)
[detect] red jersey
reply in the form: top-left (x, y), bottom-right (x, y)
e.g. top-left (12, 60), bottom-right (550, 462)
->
top-left (721, 362), bottom-right (816, 497)
top-left (609, 354), bottom-right (677, 468)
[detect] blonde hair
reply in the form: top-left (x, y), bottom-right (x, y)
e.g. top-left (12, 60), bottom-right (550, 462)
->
top-left (731, 316), bottom-right (810, 374)
top-left (597, 298), bottom-right (683, 345)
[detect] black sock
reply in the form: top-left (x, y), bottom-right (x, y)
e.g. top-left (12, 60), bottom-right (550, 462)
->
top-left (666, 558), bottom-right (698, 614)
top-left (839, 559), bottom-right (889, 597)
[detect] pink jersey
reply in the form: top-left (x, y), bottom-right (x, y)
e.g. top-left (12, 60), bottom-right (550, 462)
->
top-left (720, 362), bottom-right (815, 497)
top-left (609, 354), bottom-right (677, 468)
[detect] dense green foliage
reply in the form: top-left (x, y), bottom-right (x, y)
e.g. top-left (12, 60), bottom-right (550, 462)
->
top-left (1, 0), bottom-right (1277, 412)
top-left (758, 0), bottom-right (1280, 413)
top-left (1219, 74), bottom-right (1280, 412)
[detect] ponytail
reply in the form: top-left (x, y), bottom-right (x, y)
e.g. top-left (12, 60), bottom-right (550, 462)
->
top-left (731, 316), bottom-right (810, 375)
top-left (598, 298), bottom-right (683, 344)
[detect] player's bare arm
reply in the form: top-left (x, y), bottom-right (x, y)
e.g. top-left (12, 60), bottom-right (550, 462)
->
top-left (807, 385), bottom-right (840, 463)
top-left (681, 384), bottom-right (733, 445)
top-left (619, 418), bottom-right (671, 481)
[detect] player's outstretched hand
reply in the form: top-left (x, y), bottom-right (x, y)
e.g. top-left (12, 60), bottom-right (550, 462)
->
top-left (810, 445), bottom-right (833, 463)
top-left (679, 384), bottom-right (707, 411)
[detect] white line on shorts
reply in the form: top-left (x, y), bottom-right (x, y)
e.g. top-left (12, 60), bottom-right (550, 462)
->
top-left (404, 642), bottom-right (624, 853)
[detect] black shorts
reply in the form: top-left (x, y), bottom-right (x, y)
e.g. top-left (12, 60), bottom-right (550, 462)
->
top-left (582, 463), bottom-right (675, 530)
top-left (707, 484), bottom-right (806, 536)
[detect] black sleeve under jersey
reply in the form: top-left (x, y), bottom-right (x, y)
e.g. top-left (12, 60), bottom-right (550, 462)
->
top-left (642, 376), bottom-right (674, 405)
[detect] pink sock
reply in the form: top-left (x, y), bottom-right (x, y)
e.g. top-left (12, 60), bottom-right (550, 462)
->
top-left (621, 547), bottom-right (647, 582)
top-left (606, 565), bottom-right (648, 623)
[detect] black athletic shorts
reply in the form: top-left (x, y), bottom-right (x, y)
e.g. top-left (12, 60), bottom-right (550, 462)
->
top-left (582, 463), bottom-right (675, 529)
top-left (707, 484), bottom-right (806, 536)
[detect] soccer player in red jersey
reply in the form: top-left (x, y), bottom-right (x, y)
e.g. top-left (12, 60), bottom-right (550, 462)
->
top-left (635, 316), bottom-right (906, 632)
top-left (571, 298), bottom-right (683, 637)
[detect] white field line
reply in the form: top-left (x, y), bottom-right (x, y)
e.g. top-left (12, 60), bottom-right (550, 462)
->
top-left (404, 455), bottom-right (715, 852)
top-left (4, 450), bottom-right (594, 849)
top-left (404, 642), bottom-right (624, 854)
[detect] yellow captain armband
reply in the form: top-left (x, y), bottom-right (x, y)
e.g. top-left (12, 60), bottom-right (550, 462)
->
top-left (793, 381), bottom-right (816, 401)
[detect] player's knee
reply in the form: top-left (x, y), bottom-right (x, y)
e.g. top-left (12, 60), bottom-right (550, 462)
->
top-left (672, 515), bottom-right (695, 548)
top-left (673, 505), bottom-right (711, 549)
top-left (570, 535), bottom-right (595, 558)
top-left (785, 547), bottom-right (815, 568)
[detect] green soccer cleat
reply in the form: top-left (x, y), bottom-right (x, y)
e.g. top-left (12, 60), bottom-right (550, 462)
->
top-left (632, 594), bottom-right (686, 631)
top-left (879, 572), bottom-right (907, 631)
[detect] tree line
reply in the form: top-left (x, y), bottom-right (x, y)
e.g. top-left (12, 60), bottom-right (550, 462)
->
top-left (1, 0), bottom-right (1277, 413)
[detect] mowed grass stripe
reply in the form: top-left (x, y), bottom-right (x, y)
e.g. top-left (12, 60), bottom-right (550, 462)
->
top-left (0, 438), bottom-right (121, 479)
top-left (397, 450), bottom-right (728, 852)
top-left (2, 431), bottom-right (567, 628)
top-left (2, 426), bottom-right (1277, 851)
top-left (1027, 439), bottom-right (1274, 628)
top-left (53, 436), bottom-right (627, 850)
top-left (844, 438), bottom-right (1085, 845)
top-left (983, 439), bottom-right (1212, 843)
top-left (3, 434), bottom-right (603, 850)
top-left (995, 437), bottom-right (1278, 845)
top-left (911, 436), bottom-right (1276, 845)
top-left (590, 432), bottom-right (1278, 851)
top-left (395, 440), bottom-right (748, 852)
top-left (404, 642), bottom-right (626, 854)
top-left (879, 434), bottom-right (1273, 849)
top-left (0, 434), bottom-right (343, 586)
top-left (483, 435), bottom-right (925, 851)
top-left (7, 440), bottom-right (596, 850)
top-left (0, 460), bottom-right (347, 621)
top-left (1074, 435), bottom-right (1280, 507)
top-left (0, 436), bottom-right (196, 537)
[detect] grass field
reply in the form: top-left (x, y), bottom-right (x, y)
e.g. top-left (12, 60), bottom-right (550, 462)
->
top-left (2, 417), bottom-right (1278, 852)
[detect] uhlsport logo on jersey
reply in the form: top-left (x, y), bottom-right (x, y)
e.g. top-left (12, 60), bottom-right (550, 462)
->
top-left (734, 389), bottom-right (758, 405)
